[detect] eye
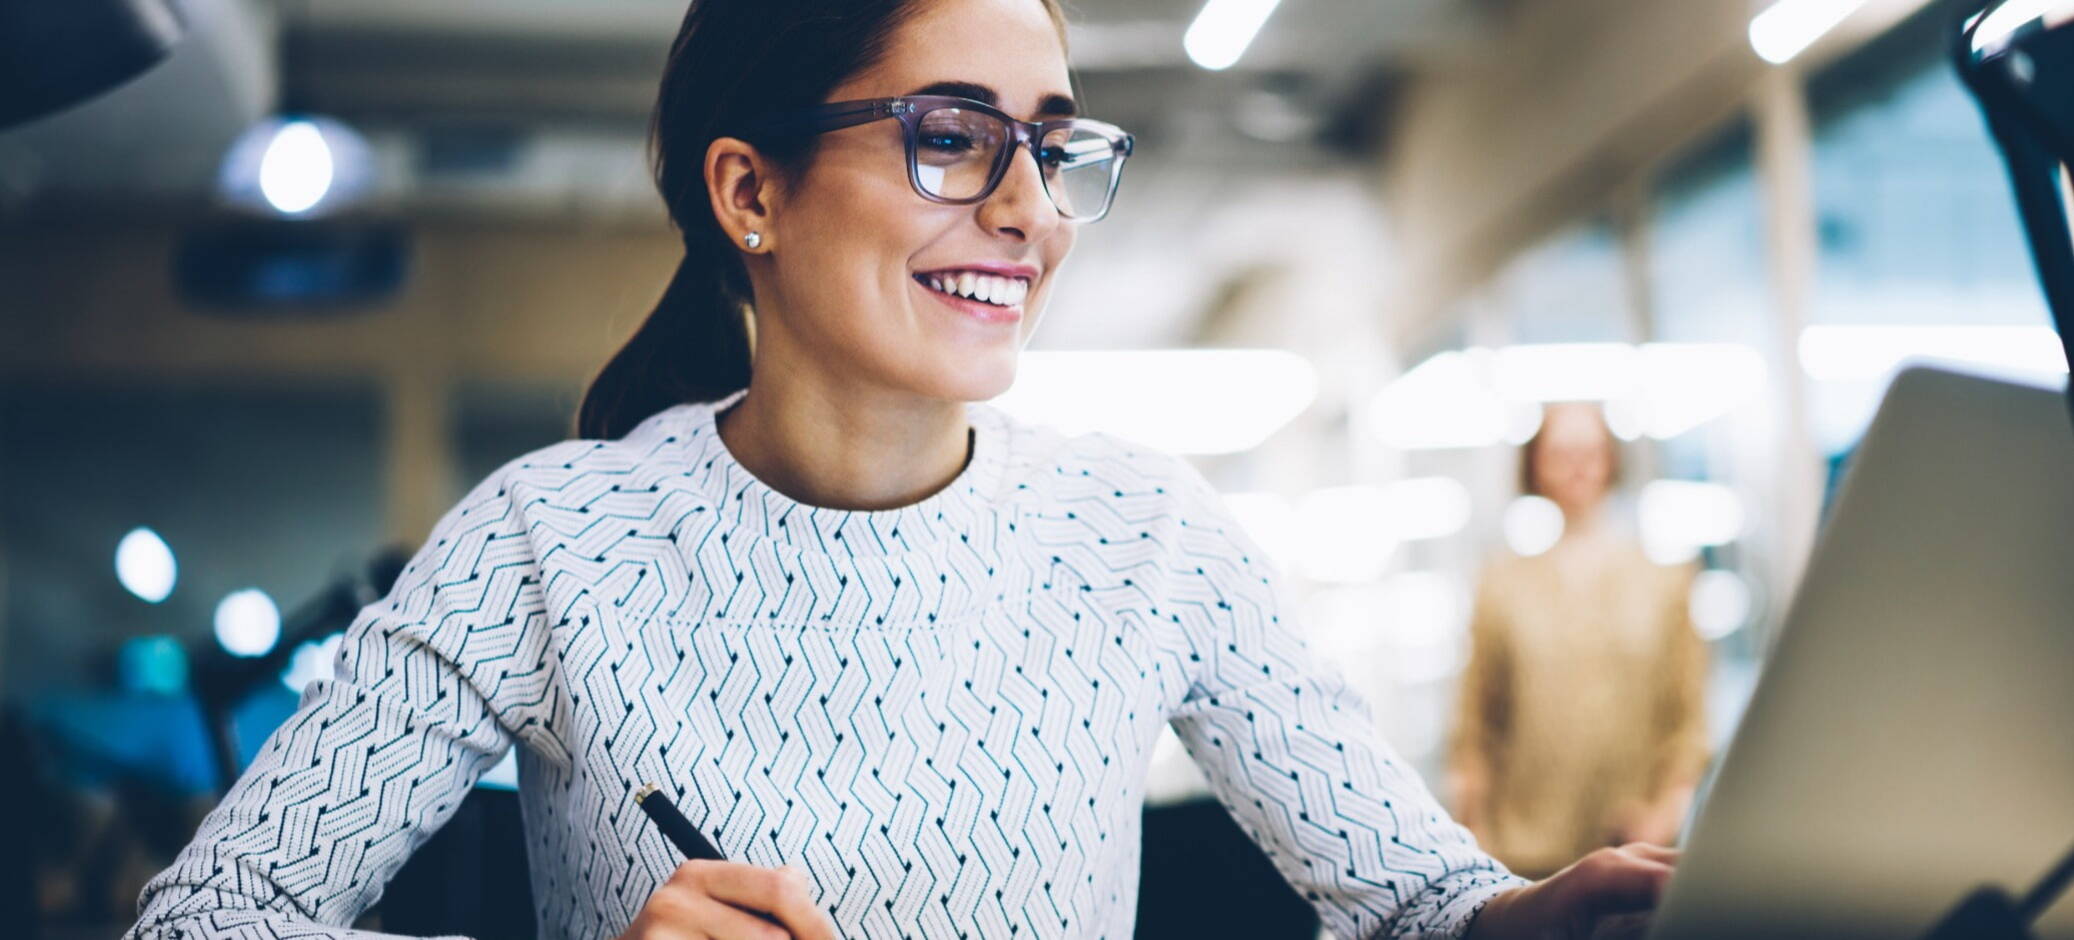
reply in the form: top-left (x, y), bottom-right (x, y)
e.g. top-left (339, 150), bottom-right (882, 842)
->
top-left (1040, 133), bottom-right (1116, 173)
top-left (921, 131), bottom-right (978, 153)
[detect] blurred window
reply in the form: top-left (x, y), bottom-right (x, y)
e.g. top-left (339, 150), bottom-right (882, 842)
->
top-left (1808, 11), bottom-right (2049, 330)
top-left (1651, 120), bottom-right (1767, 349)
top-left (1803, 8), bottom-right (2060, 451)
top-left (1493, 216), bottom-right (1630, 345)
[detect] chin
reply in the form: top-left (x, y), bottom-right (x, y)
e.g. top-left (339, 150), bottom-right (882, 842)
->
top-left (916, 348), bottom-right (1021, 404)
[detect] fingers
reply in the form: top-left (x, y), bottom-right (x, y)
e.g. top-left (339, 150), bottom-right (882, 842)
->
top-left (1497, 846), bottom-right (1682, 939)
top-left (680, 894), bottom-right (795, 940)
top-left (1616, 842), bottom-right (1681, 866)
top-left (769, 867), bottom-right (840, 940)
top-left (679, 861), bottom-right (838, 940)
top-left (1556, 847), bottom-right (1674, 919)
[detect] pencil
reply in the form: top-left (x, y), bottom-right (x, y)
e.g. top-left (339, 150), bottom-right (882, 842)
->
top-left (635, 782), bottom-right (726, 862)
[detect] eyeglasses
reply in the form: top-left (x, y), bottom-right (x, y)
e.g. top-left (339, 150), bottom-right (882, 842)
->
top-left (740, 94), bottom-right (1136, 223)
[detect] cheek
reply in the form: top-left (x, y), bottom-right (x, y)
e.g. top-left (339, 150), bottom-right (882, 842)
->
top-left (1017, 228), bottom-right (1078, 329)
top-left (783, 180), bottom-right (940, 319)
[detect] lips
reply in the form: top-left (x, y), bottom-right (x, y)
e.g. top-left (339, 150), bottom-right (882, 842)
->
top-left (912, 265), bottom-right (1038, 324)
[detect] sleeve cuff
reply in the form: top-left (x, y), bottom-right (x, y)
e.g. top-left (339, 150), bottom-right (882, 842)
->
top-left (1385, 869), bottom-right (1531, 940)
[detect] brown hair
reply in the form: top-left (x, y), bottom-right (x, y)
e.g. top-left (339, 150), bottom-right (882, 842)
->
top-left (576, 0), bottom-right (1069, 441)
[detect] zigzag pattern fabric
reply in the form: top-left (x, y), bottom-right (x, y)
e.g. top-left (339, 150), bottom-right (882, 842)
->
top-left (129, 389), bottom-right (1523, 939)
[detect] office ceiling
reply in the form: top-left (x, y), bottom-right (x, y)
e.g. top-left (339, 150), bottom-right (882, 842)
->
top-left (0, 0), bottom-right (1504, 218)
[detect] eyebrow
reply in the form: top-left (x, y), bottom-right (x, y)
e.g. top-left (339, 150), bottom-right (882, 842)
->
top-left (907, 80), bottom-right (1078, 118)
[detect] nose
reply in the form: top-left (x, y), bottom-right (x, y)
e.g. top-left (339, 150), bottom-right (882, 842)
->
top-left (975, 140), bottom-right (1062, 243)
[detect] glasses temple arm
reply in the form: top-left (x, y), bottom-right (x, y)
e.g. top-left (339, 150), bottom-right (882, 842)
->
top-left (740, 99), bottom-right (907, 137)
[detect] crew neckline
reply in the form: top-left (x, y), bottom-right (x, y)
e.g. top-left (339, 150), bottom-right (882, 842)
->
top-left (671, 388), bottom-right (1012, 557)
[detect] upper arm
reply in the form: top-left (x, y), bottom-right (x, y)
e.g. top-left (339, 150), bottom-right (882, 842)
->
top-left (129, 462), bottom-right (551, 937)
top-left (1152, 457), bottom-right (1522, 939)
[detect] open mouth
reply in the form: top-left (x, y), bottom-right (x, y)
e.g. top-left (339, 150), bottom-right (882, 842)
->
top-left (912, 269), bottom-right (1032, 309)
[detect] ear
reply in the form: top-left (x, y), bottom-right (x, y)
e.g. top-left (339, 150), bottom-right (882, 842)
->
top-left (704, 136), bottom-right (779, 253)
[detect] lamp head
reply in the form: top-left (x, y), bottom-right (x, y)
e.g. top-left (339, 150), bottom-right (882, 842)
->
top-left (1956, 0), bottom-right (2074, 407)
top-left (0, 0), bottom-right (185, 130)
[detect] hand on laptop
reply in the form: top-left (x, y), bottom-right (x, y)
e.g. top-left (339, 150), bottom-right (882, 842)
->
top-left (1465, 842), bottom-right (1678, 940)
top-left (1610, 785), bottom-right (1694, 847)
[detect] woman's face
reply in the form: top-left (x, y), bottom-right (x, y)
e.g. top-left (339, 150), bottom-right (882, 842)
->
top-left (754, 0), bottom-right (1077, 405)
top-left (1532, 403), bottom-right (1616, 517)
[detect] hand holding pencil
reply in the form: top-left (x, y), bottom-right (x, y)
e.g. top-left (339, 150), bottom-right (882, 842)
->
top-left (618, 783), bottom-right (839, 940)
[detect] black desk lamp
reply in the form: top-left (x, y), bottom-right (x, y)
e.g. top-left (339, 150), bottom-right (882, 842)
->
top-left (1937, 8), bottom-right (2074, 937)
top-left (1920, 840), bottom-right (2074, 940)
top-left (0, 0), bottom-right (186, 130)
top-left (1956, 0), bottom-right (2074, 427)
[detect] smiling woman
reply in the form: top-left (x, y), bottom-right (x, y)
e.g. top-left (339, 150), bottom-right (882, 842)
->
top-left (575, 0), bottom-right (1090, 449)
top-left (125, 2), bottom-right (1678, 939)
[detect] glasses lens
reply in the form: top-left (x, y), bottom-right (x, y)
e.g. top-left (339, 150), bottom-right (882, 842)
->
top-left (1040, 125), bottom-right (1124, 220)
top-left (914, 108), bottom-right (1007, 200)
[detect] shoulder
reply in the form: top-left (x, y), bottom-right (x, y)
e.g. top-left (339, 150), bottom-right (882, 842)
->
top-left (978, 406), bottom-right (1266, 583)
top-left (979, 404), bottom-right (1219, 513)
top-left (1592, 533), bottom-right (1697, 588)
top-left (450, 401), bottom-right (704, 520)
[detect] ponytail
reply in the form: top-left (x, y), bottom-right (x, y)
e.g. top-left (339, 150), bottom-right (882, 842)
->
top-left (575, 248), bottom-right (750, 441)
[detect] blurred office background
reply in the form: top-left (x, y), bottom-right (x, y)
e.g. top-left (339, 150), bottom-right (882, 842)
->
top-left (1, 0), bottom-right (2066, 936)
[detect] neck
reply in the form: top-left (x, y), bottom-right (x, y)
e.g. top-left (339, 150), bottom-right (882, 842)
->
top-left (1557, 500), bottom-right (1607, 539)
top-left (716, 372), bottom-right (972, 512)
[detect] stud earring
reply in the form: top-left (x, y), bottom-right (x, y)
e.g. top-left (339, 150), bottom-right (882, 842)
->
top-left (743, 232), bottom-right (762, 250)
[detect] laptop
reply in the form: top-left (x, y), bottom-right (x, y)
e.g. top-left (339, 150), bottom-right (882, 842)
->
top-left (1648, 364), bottom-right (2074, 940)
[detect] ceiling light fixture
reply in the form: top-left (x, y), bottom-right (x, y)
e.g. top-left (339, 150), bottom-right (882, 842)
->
top-left (992, 349), bottom-right (1318, 455)
top-left (1184, 0), bottom-right (1285, 71)
top-left (1749, 0), bottom-right (1869, 65)
top-left (214, 0), bottom-right (374, 218)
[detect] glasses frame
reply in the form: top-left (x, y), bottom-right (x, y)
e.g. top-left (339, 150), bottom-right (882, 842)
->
top-left (739, 94), bottom-right (1137, 222)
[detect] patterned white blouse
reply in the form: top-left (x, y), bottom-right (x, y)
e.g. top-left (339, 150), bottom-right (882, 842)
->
top-left (129, 389), bottom-right (1524, 939)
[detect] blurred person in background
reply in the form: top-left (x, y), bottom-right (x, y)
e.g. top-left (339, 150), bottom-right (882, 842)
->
top-left (1448, 402), bottom-right (1710, 880)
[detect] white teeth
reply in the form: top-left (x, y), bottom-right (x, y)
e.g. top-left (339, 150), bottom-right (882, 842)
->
top-left (921, 270), bottom-right (1032, 307)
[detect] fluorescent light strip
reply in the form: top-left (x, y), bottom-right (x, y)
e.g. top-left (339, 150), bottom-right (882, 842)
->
top-left (1798, 325), bottom-right (2069, 381)
top-left (1365, 343), bottom-right (1764, 450)
top-left (992, 349), bottom-right (1318, 455)
top-left (1748, 0), bottom-right (1868, 65)
top-left (1639, 480), bottom-right (1746, 564)
top-left (1970, 0), bottom-right (2074, 54)
top-left (1183, 0), bottom-right (1285, 71)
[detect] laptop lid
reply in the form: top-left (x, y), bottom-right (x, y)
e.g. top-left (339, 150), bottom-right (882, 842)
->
top-left (1649, 365), bottom-right (2074, 940)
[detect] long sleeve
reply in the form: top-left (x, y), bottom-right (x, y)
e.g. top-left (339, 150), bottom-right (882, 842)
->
top-left (127, 465), bottom-right (544, 940)
top-left (1159, 463), bottom-right (1524, 940)
top-left (1648, 563), bottom-right (1710, 795)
